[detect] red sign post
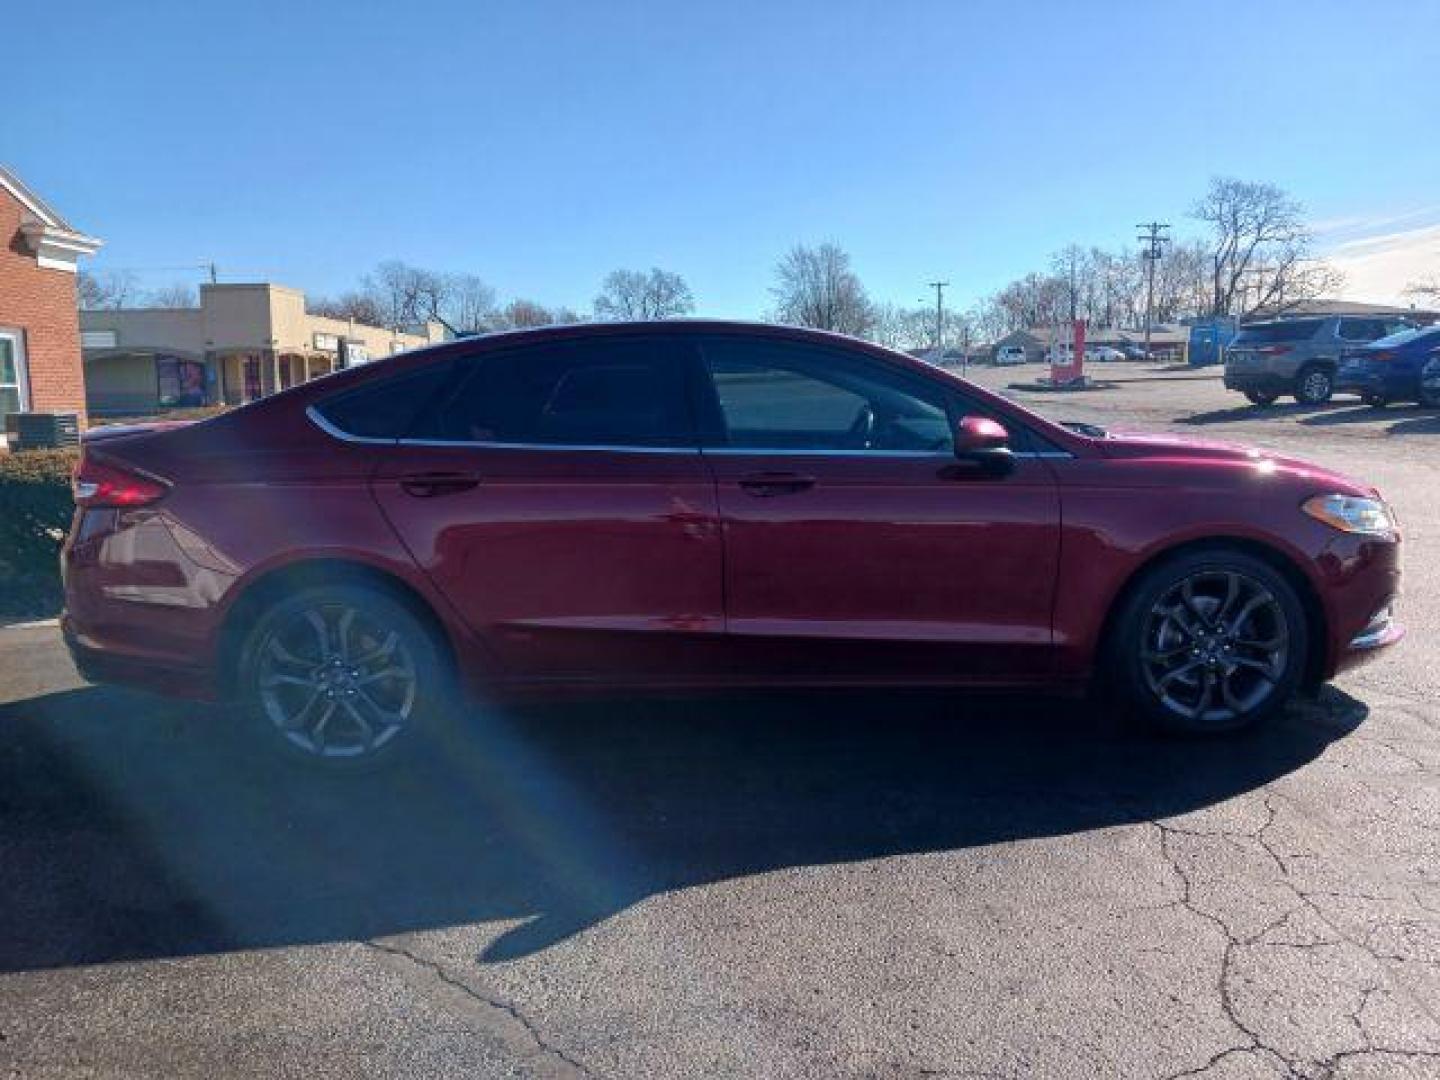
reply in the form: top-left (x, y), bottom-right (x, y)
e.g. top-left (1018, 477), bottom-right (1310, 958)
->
top-left (1050, 320), bottom-right (1086, 385)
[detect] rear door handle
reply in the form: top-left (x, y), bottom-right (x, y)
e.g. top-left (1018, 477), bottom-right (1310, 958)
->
top-left (399, 472), bottom-right (481, 497)
top-left (737, 472), bottom-right (816, 497)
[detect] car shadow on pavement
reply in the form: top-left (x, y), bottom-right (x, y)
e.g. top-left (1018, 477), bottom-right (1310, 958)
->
top-left (1177, 402), bottom-right (1332, 426)
top-left (1298, 404), bottom-right (1431, 428)
top-left (0, 684), bottom-right (1366, 971)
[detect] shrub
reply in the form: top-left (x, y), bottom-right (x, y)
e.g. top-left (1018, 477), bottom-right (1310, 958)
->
top-left (0, 448), bottom-right (78, 618)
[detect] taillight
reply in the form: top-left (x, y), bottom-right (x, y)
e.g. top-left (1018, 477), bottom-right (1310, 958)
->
top-left (1367, 350), bottom-right (1396, 363)
top-left (72, 457), bottom-right (168, 508)
top-left (1256, 345), bottom-right (1293, 356)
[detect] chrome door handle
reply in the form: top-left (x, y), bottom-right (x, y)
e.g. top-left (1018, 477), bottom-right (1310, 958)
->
top-left (737, 472), bottom-right (816, 497)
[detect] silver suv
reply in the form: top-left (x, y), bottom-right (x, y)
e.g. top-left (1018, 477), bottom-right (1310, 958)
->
top-left (1223, 316), bottom-right (1412, 406)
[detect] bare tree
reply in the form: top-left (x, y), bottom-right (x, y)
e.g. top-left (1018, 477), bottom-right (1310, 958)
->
top-left (488, 299), bottom-right (580, 330)
top-left (145, 283), bottom-right (199, 308)
top-left (1192, 177), bottom-right (1340, 316)
top-left (593, 268), bottom-right (695, 320)
top-left (1405, 277), bottom-right (1440, 303)
top-left (307, 290), bottom-right (388, 326)
top-left (362, 260), bottom-right (453, 329)
top-left (770, 243), bottom-right (874, 336)
top-left (445, 273), bottom-right (498, 332)
top-left (76, 269), bottom-right (140, 310)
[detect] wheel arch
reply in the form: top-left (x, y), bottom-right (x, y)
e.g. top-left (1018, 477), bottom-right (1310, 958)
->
top-left (215, 557), bottom-right (459, 699)
top-left (1096, 535), bottom-right (1330, 691)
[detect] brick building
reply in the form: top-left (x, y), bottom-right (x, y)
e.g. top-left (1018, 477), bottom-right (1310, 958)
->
top-left (0, 165), bottom-right (102, 436)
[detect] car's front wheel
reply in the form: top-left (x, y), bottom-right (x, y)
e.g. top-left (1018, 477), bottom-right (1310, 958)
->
top-left (1109, 549), bottom-right (1308, 735)
top-left (237, 583), bottom-right (454, 770)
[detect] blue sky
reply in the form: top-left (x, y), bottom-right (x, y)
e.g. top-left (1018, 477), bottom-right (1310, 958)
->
top-left (8, 0), bottom-right (1439, 314)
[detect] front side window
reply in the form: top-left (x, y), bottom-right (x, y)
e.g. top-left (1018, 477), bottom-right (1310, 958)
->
top-left (0, 330), bottom-right (27, 421)
top-left (701, 339), bottom-right (954, 453)
top-left (409, 338), bottom-right (695, 448)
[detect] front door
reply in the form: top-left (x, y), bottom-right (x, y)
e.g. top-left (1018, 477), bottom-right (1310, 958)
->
top-left (372, 336), bottom-right (725, 685)
top-left (695, 336), bottom-right (1061, 684)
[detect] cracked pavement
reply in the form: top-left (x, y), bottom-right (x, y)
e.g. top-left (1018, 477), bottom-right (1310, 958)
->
top-left (1, 369), bottom-right (1437, 1078)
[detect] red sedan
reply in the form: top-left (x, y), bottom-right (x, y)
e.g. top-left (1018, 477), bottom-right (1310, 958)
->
top-left (62, 322), bottom-right (1402, 767)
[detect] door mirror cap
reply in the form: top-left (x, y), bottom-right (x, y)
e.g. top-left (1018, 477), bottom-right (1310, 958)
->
top-left (953, 415), bottom-right (1010, 454)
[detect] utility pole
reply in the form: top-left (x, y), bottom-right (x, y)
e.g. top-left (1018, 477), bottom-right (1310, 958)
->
top-left (206, 261), bottom-right (218, 284)
top-left (1136, 222), bottom-right (1170, 360)
top-left (927, 280), bottom-right (949, 363)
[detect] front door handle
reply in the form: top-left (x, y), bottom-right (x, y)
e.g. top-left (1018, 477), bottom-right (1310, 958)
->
top-left (399, 472), bottom-right (481, 497)
top-left (738, 472), bottom-right (816, 497)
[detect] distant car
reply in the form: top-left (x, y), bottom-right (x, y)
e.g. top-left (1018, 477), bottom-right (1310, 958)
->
top-left (1086, 346), bottom-right (1128, 363)
top-left (1224, 316), bottom-right (1411, 406)
top-left (62, 321), bottom-right (1403, 768)
top-left (1336, 324), bottom-right (1440, 408)
top-left (995, 344), bottom-right (1028, 365)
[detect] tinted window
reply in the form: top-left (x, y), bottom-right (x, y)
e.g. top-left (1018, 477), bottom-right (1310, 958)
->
top-left (313, 362), bottom-right (454, 439)
top-left (1338, 318), bottom-right (1389, 342)
top-left (1233, 320), bottom-right (1324, 345)
top-left (701, 339), bottom-right (954, 453)
top-left (409, 339), bottom-right (694, 447)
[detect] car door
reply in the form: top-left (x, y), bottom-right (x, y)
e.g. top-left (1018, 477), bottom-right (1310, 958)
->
top-left (371, 335), bottom-right (725, 685)
top-left (694, 335), bottom-right (1062, 684)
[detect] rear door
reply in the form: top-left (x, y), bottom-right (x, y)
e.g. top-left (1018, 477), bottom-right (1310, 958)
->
top-left (371, 336), bottom-right (725, 685)
top-left (695, 335), bottom-right (1062, 684)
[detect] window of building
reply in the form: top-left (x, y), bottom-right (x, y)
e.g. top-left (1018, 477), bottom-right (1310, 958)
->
top-left (156, 356), bottom-right (207, 407)
top-left (242, 356), bottom-right (263, 402)
top-left (0, 330), bottom-right (28, 422)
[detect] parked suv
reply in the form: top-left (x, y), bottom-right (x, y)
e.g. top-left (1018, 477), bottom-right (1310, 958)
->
top-left (62, 321), bottom-right (1402, 769)
top-left (1224, 316), bottom-right (1411, 406)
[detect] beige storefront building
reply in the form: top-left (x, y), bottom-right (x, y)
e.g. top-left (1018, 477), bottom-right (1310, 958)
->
top-left (80, 283), bottom-right (443, 416)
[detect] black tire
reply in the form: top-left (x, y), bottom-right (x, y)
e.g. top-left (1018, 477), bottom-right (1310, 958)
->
top-left (1107, 548), bottom-right (1308, 735)
top-left (237, 583), bottom-right (456, 771)
top-left (1244, 390), bottom-right (1279, 406)
top-left (1363, 394), bottom-right (1387, 409)
top-left (1420, 358), bottom-right (1440, 409)
top-left (1293, 365), bottom-right (1334, 405)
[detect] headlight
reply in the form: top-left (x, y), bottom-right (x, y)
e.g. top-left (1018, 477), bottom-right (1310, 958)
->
top-left (1301, 493), bottom-right (1397, 537)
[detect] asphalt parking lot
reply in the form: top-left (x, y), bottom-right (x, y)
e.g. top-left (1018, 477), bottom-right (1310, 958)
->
top-left (2, 366), bottom-right (1438, 1079)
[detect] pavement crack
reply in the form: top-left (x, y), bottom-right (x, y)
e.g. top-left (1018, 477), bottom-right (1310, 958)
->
top-left (361, 939), bottom-right (596, 1077)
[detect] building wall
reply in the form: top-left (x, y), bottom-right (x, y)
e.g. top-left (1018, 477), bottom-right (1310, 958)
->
top-left (0, 189), bottom-right (87, 423)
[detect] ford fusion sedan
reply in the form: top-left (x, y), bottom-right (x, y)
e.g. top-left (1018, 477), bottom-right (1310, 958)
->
top-left (62, 321), bottom-right (1403, 768)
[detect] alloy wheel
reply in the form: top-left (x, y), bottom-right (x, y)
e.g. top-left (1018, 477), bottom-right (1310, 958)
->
top-left (1420, 357), bottom-right (1440, 408)
top-left (1140, 570), bottom-right (1289, 726)
top-left (256, 603), bottom-right (419, 759)
top-left (1297, 368), bottom-right (1332, 404)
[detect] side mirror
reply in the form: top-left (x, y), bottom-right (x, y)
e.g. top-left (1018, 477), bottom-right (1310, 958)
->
top-left (951, 415), bottom-right (1013, 475)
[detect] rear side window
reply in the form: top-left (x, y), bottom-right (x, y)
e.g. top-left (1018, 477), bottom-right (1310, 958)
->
top-left (312, 362), bottom-right (454, 439)
top-left (1233, 320), bottom-right (1323, 345)
top-left (408, 338), bottom-right (695, 447)
top-left (1338, 318), bottom-right (1389, 342)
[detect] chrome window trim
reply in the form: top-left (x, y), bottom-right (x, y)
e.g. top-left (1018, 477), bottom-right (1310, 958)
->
top-left (305, 405), bottom-right (399, 445)
top-left (307, 408), bottom-right (1075, 460)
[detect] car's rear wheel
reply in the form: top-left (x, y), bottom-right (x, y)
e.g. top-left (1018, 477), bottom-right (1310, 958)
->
top-left (1294, 365), bottom-right (1334, 405)
top-left (1420, 357), bottom-right (1440, 409)
top-left (1244, 390), bottom-right (1279, 406)
top-left (238, 584), bottom-right (454, 770)
top-left (1109, 549), bottom-right (1308, 735)
top-left (1363, 394), bottom-right (1387, 409)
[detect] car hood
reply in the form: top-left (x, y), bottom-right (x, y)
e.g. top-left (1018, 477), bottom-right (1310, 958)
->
top-left (1095, 429), bottom-right (1377, 497)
